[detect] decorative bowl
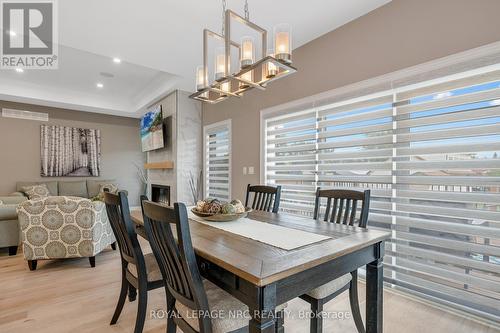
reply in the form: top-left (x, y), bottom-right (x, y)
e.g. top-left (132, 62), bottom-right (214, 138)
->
top-left (191, 207), bottom-right (252, 222)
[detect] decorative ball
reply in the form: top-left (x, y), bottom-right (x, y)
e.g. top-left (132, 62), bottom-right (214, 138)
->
top-left (230, 199), bottom-right (242, 206)
top-left (207, 201), bottom-right (222, 214)
top-left (196, 200), bottom-right (206, 212)
top-left (202, 202), bottom-right (212, 213)
top-left (221, 203), bottom-right (236, 214)
top-left (234, 203), bottom-right (245, 213)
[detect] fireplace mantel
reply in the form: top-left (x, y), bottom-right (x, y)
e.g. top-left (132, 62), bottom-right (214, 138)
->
top-left (144, 161), bottom-right (174, 170)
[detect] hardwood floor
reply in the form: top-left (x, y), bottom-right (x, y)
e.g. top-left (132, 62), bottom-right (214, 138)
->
top-left (0, 246), bottom-right (498, 333)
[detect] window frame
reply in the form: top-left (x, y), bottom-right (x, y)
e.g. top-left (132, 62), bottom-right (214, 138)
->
top-left (203, 119), bottom-right (232, 201)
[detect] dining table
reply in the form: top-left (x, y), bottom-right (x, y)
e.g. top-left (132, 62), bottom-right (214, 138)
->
top-left (130, 209), bottom-right (390, 333)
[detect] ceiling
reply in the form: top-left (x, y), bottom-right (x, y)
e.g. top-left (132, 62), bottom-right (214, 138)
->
top-left (0, 0), bottom-right (391, 118)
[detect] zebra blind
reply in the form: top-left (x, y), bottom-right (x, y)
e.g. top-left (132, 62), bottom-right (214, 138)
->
top-left (263, 68), bottom-right (500, 321)
top-left (204, 121), bottom-right (231, 201)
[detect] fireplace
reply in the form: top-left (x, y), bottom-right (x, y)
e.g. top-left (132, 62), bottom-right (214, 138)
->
top-left (151, 184), bottom-right (171, 206)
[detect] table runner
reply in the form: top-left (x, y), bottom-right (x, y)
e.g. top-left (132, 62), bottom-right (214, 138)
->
top-left (188, 210), bottom-right (331, 250)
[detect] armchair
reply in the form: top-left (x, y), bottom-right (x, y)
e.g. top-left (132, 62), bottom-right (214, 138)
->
top-left (17, 196), bottom-right (116, 270)
top-left (0, 196), bottom-right (27, 255)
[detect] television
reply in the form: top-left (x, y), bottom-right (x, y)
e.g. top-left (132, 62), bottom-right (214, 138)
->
top-left (140, 105), bottom-right (164, 152)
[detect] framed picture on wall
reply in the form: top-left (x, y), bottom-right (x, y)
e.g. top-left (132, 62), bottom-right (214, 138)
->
top-left (40, 125), bottom-right (101, 177)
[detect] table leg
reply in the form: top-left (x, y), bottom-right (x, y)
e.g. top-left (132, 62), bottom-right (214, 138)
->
top-left (366, 243), bottom-right (383, 333)
top-left (249, 284), bottom-right (277, 333)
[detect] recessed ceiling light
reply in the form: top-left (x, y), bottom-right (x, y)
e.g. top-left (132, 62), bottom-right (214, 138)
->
top-left (15, 68), bottom-right (24, 73)
top-left (113, 57), bottom-right (121, 63)
top-left (8, 30), bottom-right (16, 36)
top-left (96, 83), bottom-right (104, 88)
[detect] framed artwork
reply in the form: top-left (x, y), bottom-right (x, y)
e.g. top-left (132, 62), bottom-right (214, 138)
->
top-left (40, 125), bottom-right (101, 177)
top-left (140, 105), bottom-right (164, 152)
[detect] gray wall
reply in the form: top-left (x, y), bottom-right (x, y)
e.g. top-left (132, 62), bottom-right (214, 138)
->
top-left (203, 0), bottom-right (500, 200)
top-left (0, 101), bottom-right (144, 205)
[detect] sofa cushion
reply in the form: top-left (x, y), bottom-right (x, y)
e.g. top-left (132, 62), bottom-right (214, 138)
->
top-left (58, 181), bottom-right (88, 198)
top-left (21, 184), bottom-right (51, 200)
top-left (87, 180), bottom-right (116, 198)
top-left (17, 181), bottom-right (58, 196)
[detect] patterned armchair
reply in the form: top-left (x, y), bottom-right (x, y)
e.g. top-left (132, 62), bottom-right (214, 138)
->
top-left (17, 196), bottom-right (116, 271)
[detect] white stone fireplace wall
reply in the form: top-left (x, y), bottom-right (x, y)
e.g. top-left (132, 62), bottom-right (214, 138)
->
top-left (147, 90), bottom-right (202, 205)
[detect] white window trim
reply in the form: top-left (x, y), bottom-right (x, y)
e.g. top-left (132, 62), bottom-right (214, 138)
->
top-left (260, 41), bottom-right (500, 183)
top-left (203, 119), bottom-right (232, 200)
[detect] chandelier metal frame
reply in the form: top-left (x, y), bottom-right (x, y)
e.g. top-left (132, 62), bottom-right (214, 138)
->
top-left (189, 5), bottom-right (297, 104)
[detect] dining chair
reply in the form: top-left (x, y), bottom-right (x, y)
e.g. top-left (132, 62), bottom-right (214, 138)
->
top-left (244, 184), bottom-right (282, 213)
top-left (141, 200), bottom-right (254, 333)
top-left (300, 187), bottom-right (371, 333)
top-left (103, 191), bottom-right (164, 333)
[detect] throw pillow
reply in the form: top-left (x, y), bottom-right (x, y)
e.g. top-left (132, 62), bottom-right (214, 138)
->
top-left (0, 200), bottom-right (3, 205)
top-left (91, 183), bottom-right (118, 202)
top-left (99, 183), bottom-right (118, 194)
top-left (21, 184), bottom-right (51, 200)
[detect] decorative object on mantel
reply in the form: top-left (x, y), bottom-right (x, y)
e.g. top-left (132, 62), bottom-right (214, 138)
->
top-left (143, 161), bottom-right (174, 170)
top-left (133, 162), bottom-right (149, 196)
top-left (192, 198), bottom-right (251, 222)
top-left (188, 170), bottom-right (203, 204)
top-left (189, 0), bottom-right (297, 104)
top-left (40, 125), bottom-right (101, 177)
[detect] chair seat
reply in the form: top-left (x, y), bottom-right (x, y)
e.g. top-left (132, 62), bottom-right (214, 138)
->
top-left (127, 253), bottom-right (162, 282)
top-left (176, 280), bottom-right (287, 333)
top-left (306, 273), bottom-right (352, 299)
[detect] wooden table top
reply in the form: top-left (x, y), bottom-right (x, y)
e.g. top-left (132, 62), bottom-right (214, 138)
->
top-left (130, 209), bottom-right (390, 286)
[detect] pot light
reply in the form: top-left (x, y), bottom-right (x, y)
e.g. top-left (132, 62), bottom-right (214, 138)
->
top-left (96, 83), bottom-right (104, 88)
top-left (113, 57), bottom-right (121, 63)
top-left (15, 68), bottom-right (24, 73)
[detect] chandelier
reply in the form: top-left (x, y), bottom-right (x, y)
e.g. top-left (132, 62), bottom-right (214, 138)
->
top-left (189, 0), bottom-right (297, 104)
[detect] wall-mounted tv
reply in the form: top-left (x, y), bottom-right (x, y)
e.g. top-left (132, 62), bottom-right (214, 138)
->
top-left (140, 105), bottom-right (164, 152)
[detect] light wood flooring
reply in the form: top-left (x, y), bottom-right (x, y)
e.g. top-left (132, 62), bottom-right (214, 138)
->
top-left (0, 246), bottom-right (498, 333)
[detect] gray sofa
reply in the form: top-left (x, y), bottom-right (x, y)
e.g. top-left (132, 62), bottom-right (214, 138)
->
top-left (0, 195), bottom-right (27, 255)
top-left (13, 179), bottom-right (117, 199)
top-left (0, 180), bottom-right (116, 256)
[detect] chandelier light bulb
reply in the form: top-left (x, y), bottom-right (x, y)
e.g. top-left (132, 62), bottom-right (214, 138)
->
top-left (240, 36), bottom-right (255, 68)
top-left (215, 47), bottom-right (227, 80)
top-left (274, 23), bottom-right (292, 64)
top-left (265, 49), bottom-right (278, 78)
top-left (196, 66), bottom-right (206, 91)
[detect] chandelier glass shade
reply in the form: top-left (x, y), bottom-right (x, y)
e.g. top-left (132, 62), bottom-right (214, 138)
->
top-left (190, 6), bottom-right (297, 104)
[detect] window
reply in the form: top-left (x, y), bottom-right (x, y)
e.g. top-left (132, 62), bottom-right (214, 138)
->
top-left (262, 66), bottom-right (500, 321)
top-left (204, 120), bottom-right (231, 201)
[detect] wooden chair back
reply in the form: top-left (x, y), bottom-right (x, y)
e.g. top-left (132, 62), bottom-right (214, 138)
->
top-left (104, 191), bottom-right (146, 270)
top-left (245, 184), bottom-right (282, 213)
top-left (142, 201), bottom-right (211, 332)
top-left (313, 188), bottom-right (370, 228)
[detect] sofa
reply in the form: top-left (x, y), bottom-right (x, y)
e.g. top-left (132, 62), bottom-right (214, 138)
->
top-left (0, 195), bottom-right (28, 255)
top-left (17, 196), bottom-right (116, 270)
top-left (13, 180), bottom-right (118, 199)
